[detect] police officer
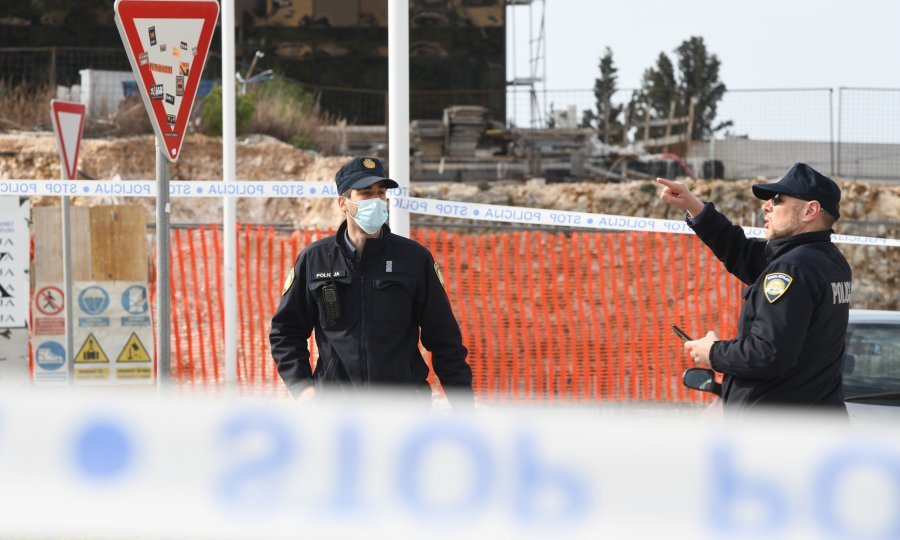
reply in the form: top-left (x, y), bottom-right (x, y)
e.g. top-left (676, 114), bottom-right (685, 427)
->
top-left (270, 156), bottom-right (474, 407)
top-left (658, 163), bottom-right (851, 415)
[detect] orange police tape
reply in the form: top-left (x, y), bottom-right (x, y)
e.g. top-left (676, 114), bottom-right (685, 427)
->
top-left (149, 225), bottom-right (743, 403)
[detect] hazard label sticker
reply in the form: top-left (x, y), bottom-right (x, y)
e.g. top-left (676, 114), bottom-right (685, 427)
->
top-left (117, 332), bottom-right (152, 363)
top-left (35, 286), bottom-right (64, 316)
top-left (75, 333), bottom-right (109, 363)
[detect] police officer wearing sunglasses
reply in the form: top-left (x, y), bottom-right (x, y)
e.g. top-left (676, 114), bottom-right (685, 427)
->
top-left (658, 163), bottom-right (851, 415)
top-left (270, 157), bottom-right (473, 407)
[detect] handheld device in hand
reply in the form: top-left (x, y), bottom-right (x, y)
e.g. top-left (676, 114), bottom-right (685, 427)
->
top-left (671, 324), bottom-right (692, 342)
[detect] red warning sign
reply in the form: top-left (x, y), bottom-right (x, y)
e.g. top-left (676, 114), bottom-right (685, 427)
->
top-left (114, 0), bottom-right (219, 162)
top-left (35, 286), bottom-right (64, 316)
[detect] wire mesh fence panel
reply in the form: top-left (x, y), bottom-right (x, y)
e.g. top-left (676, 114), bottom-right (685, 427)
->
top-left (690, 88), bottom-right (835, 179)
top-left (837, 87), bottom-right (900, 180)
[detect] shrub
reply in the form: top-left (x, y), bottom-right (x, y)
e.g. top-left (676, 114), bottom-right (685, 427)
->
top-left (248, 77), bottom-right (328, 151)
top-left (197, 83), bottom-right (256, 136)
top-left (0, 81), bottom-right (55, 132)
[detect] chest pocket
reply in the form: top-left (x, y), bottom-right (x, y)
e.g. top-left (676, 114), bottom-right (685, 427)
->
top-left (308, 275), bottom-right (353, 330)
top-left (737, 285), bottom-right (757, 334)
top-left (372, 277), bottom-right (415, 324)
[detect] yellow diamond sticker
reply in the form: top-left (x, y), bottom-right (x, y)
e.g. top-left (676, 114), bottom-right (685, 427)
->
top-left (117, 332), bottom-right (152, 363)
top-left (75, 333), bottom-right (109, 363)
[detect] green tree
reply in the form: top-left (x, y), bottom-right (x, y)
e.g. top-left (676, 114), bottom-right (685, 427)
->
top-left (634, 36), bottom-right (731, 141)
top-left (674, 36), bottom-right (731, 138)
top-left (581, 47), bottom-right (624, 144)
top-left (630, 52), bottom-right (679, 139)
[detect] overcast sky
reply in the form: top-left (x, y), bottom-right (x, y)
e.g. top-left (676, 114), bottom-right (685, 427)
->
top-left (508, 0), bottom-right (900, 91)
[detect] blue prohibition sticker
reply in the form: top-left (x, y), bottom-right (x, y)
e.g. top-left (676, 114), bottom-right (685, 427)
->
top-left (121, 285), bottom-right (149, 314)
top-left (79, 286), bottom-right (110, 316)
top-left (35, 341), bottom-right (66, 371)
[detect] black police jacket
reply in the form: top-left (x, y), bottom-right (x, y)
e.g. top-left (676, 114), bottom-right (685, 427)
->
top-left (269, 221), bottom-right (473, 405)
top-left (688, 203), bottom-right (851, 413)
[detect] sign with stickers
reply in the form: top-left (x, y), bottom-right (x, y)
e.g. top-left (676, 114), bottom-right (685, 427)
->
top-left (71, 281), bottom-right (155, 385)
top-left (114, 0), bottom-right (219, 162)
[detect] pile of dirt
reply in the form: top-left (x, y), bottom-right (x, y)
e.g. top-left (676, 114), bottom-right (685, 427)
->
top-left (1, 132), bottom-right (898, 308)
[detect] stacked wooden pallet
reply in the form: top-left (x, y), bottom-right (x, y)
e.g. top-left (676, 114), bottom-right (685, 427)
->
top-left (410, 119), bottom-right (444, 157)
top-left (443, 106), bottom-right (487, 157)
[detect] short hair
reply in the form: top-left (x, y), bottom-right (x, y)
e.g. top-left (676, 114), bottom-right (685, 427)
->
top-left (820, 208), bottom-right (837, 229)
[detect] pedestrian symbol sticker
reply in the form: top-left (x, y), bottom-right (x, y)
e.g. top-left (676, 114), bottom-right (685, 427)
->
top-left (35, 286), bottom-right (64, 316)
top-left (117, 332), bottom-right (151, 362)
top-left (75, 333), bottom-right (109, 363)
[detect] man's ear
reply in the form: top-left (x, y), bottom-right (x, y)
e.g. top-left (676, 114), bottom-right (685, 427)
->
top-left (803, 200), bottom-right (822, 222)
top-left (337, 196), bottom-right (347, 214)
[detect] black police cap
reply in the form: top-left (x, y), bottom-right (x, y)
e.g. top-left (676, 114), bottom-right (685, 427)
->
top-left (751, 163), bottom-right (841, 221)
top-left (335, 157), bottom-right (399, 195)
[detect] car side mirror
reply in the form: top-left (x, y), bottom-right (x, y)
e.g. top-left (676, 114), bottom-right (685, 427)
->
top-left (682, 368), bottom-right (722, 396)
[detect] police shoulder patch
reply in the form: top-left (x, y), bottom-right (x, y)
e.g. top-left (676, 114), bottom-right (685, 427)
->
top-left (434, 263), bottom-right (446, 290)
top-left (282, 267), bottom-right (295, 295)
top-left (763, 272), bottom-right (793, 303)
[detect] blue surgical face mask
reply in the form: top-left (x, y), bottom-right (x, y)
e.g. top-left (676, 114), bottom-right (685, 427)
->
top-left (346, 197), bottom-right (388, 234)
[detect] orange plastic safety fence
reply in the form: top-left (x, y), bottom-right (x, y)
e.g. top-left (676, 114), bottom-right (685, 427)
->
top-left (160, 226), bottom-right (744, 403)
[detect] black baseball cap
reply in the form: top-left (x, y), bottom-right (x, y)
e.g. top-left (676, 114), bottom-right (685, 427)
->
top-left (335, 157), bottom-right (399, 195)
top-left (751, 163), bottom-right (841, 221)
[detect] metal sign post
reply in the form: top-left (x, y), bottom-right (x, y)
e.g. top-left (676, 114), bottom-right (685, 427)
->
top-left (155, 139), bottom-right (171, 388)
top-left (221, 0), bottom-right (238, 388)
top-left (50, 100), bottom-right (85, 383)
top-left (388, 0), bottom-right (411, 238)
top-left (114, 0), bottom-right (220, 389)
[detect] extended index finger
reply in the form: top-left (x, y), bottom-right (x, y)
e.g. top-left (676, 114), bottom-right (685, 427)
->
top-left (656, 177), bottom-right (680, 189)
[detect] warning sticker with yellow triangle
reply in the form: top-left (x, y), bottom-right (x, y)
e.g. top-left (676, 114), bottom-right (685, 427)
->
top-left (75, 333), bottom-right (109, 363)
top-left (117, 332), bottom-right (152, 363)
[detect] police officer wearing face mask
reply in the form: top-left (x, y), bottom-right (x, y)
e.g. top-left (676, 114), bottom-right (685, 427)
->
top-left (270, 157), bottom-right (474, 407)
top-left (657, 163), bottom-right (851, 416)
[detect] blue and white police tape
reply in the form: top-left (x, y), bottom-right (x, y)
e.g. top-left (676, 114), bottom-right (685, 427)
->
top-left (0, 179), bottom-right (337, 198)
top-left (2, 179), bottom-right (897, 247)
top-left (1, 389), bottom-right (899, 539)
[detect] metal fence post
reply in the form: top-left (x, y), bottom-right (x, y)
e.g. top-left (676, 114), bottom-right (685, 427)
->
top-left (829, 88), bottom-right (835, 176)
top-left (836, 87), bottom-right (842, 178)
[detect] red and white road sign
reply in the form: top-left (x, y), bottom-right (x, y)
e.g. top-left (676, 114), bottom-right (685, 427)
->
top-left (50, 100), bottom-right (86, 181)
top-left (114, 0), bottom-right (219, 163)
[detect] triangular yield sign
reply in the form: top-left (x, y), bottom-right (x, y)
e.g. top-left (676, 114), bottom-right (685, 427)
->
top-left (114, 0), bottom-right (219, 163)
top-left (50, 100), bottom-right (86, 180)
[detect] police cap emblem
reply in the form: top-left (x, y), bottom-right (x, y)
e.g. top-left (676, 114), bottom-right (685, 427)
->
top-left (763, 272), bottom-right (793, 303)
top-left (362, 158), bottom-right (376, 169)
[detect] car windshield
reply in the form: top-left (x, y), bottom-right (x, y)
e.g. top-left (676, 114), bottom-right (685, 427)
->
top-left (843, 323), bottom-right (900, 402)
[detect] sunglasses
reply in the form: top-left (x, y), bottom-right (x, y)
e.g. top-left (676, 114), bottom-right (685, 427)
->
top-left (771, 193), bottom-right (786, 206)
